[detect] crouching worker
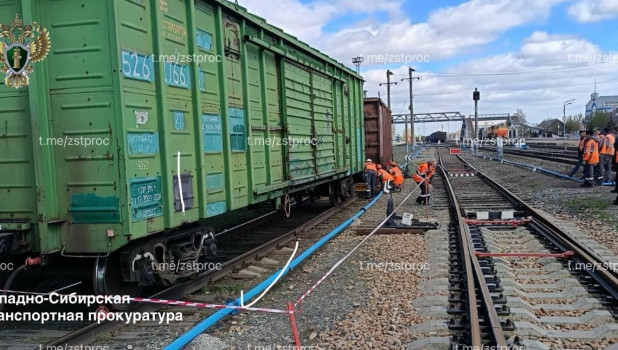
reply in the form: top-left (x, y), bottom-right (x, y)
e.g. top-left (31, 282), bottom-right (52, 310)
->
top-left (413, 159), bottom-right (437, 204)
top-left (364, 158), bottom-right (377, 198)
top-left (377, 164), bottom-right (394, 194)
top-left (389, 161), bottom-right (404, 192)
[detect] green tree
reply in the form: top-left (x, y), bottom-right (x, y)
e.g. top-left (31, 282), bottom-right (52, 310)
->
top-left (565, 113), bottom-right (583, 133)
top-left (587, 111), bottom-right (613, 130)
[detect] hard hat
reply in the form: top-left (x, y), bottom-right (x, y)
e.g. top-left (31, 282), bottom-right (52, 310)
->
top-left (366, 158), bottom-right (372, 162)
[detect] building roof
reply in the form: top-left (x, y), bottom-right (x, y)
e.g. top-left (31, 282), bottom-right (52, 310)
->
top-left (537, 119), bottom-right (564, 129)
top-left (591, 96), bottom-right (618, 106)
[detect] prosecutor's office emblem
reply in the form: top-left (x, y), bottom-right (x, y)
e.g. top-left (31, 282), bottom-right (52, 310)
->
top-left (0, 14), bottom-right (51, 89)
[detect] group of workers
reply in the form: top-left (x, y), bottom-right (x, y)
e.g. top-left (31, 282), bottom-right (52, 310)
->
top-left (364, 159), bottom-right (404, 197)
top-left (364, 158), bottom-right (437, 205)
top-left (571, 127), bottom-right (618, 204)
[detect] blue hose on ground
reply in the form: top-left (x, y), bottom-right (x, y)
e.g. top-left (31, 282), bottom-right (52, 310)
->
top-left (164, 191), bottom-right (384, 350)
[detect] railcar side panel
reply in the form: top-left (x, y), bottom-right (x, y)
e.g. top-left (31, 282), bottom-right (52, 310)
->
top-left (0, 0), bottom-right (364, 256)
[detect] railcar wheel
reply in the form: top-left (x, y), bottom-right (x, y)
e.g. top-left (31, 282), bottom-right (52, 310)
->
top-left (329, 182), bottom-right (340, 207)
top-left (94, 255), bottom-right (142, 311)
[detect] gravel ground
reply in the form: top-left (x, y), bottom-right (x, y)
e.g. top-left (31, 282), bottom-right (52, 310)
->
top-left (188, 148), bottom-right (439, 350)
top-left (85, 146), bottom-right (442, 350)
top-left (461, 149), bottom-right (618, 259)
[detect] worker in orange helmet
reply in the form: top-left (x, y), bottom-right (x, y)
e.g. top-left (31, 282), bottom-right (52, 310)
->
top-left (364, 158), bottom-right (377, 198)
top-left (413, 159), bottom-right (437, 204)
top-left (582, 130), bottom-right (600, 188)
top-left (376, 164), bottom-right (394, 194)
top-left (389, 161), bottom-right (404, 191)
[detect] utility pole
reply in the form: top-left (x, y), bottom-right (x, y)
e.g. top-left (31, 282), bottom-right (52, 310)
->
top-left (379, 70), bottom-right (397, 110)
top-left (402, 68), bottom-right (419, 153)
top-left (380, 70), bottom-right (397, 149)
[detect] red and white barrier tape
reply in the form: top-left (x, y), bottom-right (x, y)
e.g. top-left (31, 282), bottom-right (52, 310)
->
top-left (130, 297), bottom-right (290, 314)
top-left (0, 288), bottom-right (289, 314)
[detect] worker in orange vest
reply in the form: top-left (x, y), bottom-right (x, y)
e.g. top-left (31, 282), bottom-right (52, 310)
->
top-left (364, 159), bottom-right (377, 198)
top-left (601, 128), bottom-right (615, 183)
top-left (413, 159), bottom-right (437, 204)
top-left (389, 161), bottom-right (404, 190)
top-left (377, 164), bottom-right (394, 194)
top-left (568, 130), bottom-right (587, 178)
top-left (582, 130), bottom-right (600, 188)
top-left (612, 127), bottom-right (618, 194)
top-left (595, 128), bottom-right (605, 184)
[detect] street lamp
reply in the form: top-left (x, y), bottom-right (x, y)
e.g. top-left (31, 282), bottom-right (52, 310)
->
top-left (351, 56), bottom-right (364, 74)
top-left (563, 99), bottom-right (575, 147)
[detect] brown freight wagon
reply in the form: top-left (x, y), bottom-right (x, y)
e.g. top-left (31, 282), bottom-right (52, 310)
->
top-left (364, 97), bottom-right (393, 165)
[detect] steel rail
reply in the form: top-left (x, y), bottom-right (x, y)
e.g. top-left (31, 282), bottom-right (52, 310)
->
top-left (458, 155), bottom-right (618, 296)
top-left (438, 151), bottom-right (507, 348)
top-left (482, 147), bottom-right (577, 165)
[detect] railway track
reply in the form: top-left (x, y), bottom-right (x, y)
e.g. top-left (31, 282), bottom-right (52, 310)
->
top-left (0, 198), bottom-right (357, 349)
top-left (482, 146), bottom-right (578, 165)
top-left (440, 149), bottom-right (618, 349)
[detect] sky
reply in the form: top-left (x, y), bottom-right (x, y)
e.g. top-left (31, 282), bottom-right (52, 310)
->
top-left (238, 0), bottom-right (618, 136)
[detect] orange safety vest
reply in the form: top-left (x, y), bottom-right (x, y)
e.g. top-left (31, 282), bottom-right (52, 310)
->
top-left (578, 137), bottom-right (586, 152)
top-left (583, 138), bottom-right (599, 165)
top-left (390, 166), bottom-right (404, 186)
top-left (599, 134), bottom-right (607, 154)
top-left (378, 169), bottom-right (393, 182)
top-left (603, 134), bottom-right (615, 155)
top-left (365, 162), bottom-right (377, 172)
top-left (413, 162), bottom-right (436, 183)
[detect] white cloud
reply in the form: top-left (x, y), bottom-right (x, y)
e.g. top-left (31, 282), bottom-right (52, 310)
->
top-left (238, 0), bottom-right (401, 43)
top-left (568, 0), bottom-right (618, 23)
top-left (239, 0), bottom-right (566, 65)
top-left (234, 0), bottom-right (618, 135)
top-left (321, 0), bottom-right (566, 65)
top-left (363, 32), bottom-right (618, 135)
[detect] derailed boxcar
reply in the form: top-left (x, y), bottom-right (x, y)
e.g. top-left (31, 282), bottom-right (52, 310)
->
top-left (0, 0), bottom-right (364, 291)
top-left (363, 97), bottom-right (392, 165)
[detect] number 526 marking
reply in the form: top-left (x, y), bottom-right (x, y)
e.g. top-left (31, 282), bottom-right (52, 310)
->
top-left (121, 50), bottom-right (155, 83)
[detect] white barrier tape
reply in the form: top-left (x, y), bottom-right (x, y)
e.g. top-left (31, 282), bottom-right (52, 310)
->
top-left (131, 297), bottom-right (290, 314)
top-left (0, 282), bottom-right (82, 296)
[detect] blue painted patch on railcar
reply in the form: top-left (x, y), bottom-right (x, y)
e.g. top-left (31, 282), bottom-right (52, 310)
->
top-left (199, 69), bottom-right (206, 92)
top-left (130, 176), bottom-right (163, 221)
top-left (207, 201), bottom-right (226, 217)
top-left (69, 193), bottom-right (120, 224)
top-left (202, 114), bottom-right (222, 152)
top-left (127, 132), bottom-right (159, 155)
top-left (206, 173), bottom-right (224, 193)
top-left (164, 62), bottom-right (191, 89)
top-left (229, 107), bottom-right (246, 151)
top-left (196, 29), bottom-right (213, 51)
top-left (173, 111), bottom-right (185, 131)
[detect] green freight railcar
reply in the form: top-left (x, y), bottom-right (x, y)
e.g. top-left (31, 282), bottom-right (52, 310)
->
top-left (0, 0), bottom-right (364, 292)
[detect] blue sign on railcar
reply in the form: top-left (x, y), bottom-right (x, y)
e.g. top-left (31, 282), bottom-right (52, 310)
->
top-left (127, 132), bottom-right (160, 155)
top-left (130, 176), bottom-right (163, 221)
